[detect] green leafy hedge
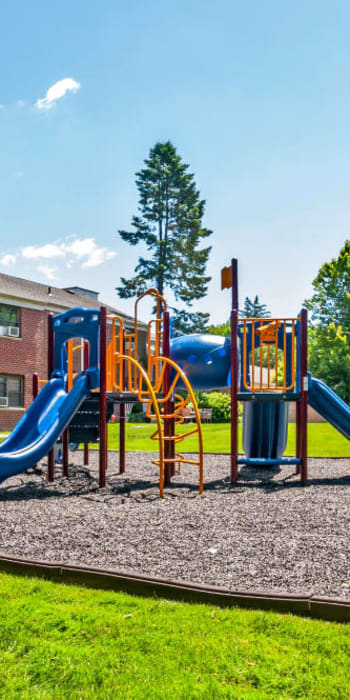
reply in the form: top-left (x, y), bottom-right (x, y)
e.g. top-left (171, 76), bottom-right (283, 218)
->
top-left (194, 391), bottom-right (242, 423)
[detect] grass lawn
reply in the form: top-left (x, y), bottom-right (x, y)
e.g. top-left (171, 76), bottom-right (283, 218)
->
top-left (0, 573), bottom-right (349, 698)
top-left (1, 422), bottom-right (350, 457)
top-left (95, 421), bottom-right (350, 457)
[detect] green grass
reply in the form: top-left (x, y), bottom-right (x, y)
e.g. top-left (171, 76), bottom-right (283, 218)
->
top-left (98, 421), bottom-right (350, 457)
top-left (2, 422), bottom-right (350, 457)
top-left (0, 573), bottom-right (349, 698)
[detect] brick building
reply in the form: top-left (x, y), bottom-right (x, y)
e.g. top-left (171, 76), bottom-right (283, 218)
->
top-left (0, 273), bottom-right (147, 431)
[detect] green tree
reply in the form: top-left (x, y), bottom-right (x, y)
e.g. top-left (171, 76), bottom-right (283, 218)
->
top-left (208, 293), bottom-right (271, 337)
top-left (207, 319), bottom-right (230, 336)
top-left (116, 141), bottom-right (212, 333)
top-left (309, 324), bottom-right (350, 403)
top-left (305, 240), bottom-right (350, 336)
top-left (172, 310), bottom-right (209, 336)
top-left (240, 295), bottom-right (271, 318)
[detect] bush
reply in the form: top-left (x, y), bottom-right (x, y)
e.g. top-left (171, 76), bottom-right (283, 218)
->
top-left (128, 401), bottom-right (150, 423)
top-left (194, 391), bottom-right (243, 423)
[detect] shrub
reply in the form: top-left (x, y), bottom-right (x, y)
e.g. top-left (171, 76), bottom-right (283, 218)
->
top-left (194, 391), bottom-right (243, 423)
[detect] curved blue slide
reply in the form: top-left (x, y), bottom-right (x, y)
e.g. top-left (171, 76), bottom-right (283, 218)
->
top-left (0, 373), bottom-right (89, 482)
top-left (308, 373), bottom-right (350, 440)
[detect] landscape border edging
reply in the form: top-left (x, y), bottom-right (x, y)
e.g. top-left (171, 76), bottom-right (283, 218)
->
top-left (0, 553), bottom-right (349, 622)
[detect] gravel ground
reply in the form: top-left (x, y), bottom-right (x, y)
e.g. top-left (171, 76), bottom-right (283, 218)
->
top-left (0, 451), bottom-right (349, 598)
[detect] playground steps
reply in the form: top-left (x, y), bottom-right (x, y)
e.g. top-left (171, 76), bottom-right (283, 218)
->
top-left (69, 397), bottom-right (114, 444)
top-left (107, 391), bottom-right (164, 403)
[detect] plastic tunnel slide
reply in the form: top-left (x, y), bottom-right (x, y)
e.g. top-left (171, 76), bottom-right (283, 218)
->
top-left (170, 334), bottom-right (231, 390)
top-left (0, 373), bottom-right (90, 482)
top-left (308, 373), bottom-right (350, 440)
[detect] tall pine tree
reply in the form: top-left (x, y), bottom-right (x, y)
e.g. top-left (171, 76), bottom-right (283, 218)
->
top-left (240, 295), bottom-right (271, 318)
top-left (116, 141), bottom-right (212, 333)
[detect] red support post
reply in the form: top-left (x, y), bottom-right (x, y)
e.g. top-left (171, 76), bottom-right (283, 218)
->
top-left (83, 340), bottom-right (89, 467)
top-left (119, 329), bottom-right (126, 474)
top-left (32, 373), bottom-right (39, 470)
top-left (299, 308), bottom-right (308, 483)
top-left (47, 313), bottom-right (55, 482)
top-left (62, 430), bottom-right (69, 477)
top-left (163, 310), bottom-right (175, 485)
top-left (230, 258), bottom-right (239, 484)
top-left (99, 306), bottom-right (107, 487)
top-left (295, 399), bottom-right (301, 474)
top-left (32, 373), bottom-right (39, 401)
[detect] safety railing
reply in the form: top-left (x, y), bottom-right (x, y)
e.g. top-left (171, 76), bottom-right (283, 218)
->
top-left (67, 338), bottom-right (85, 391)
top-left (241, 318), bottom-right (298, 393)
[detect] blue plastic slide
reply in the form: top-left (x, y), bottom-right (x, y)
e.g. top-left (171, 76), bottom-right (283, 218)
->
top-left (308, 373), bottom-right (350, 440)
top-left (0, 373), bottom-right (89, 482)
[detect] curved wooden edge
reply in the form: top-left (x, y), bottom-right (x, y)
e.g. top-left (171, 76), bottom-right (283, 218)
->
top-left (0, 553), bottom-right (349, 622)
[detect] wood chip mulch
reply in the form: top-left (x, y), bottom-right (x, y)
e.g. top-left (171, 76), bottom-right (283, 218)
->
top-left (0, 452), bottom-right (349, 598)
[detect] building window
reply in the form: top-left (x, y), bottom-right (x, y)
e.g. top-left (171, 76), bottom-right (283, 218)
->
top-left (0, 375), bottom-right (24, 408)
top-left (0, 304), bottom-right (20, 337)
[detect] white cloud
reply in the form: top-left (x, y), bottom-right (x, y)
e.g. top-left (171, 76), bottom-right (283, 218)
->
top-left (0, 254), bottom-right (16, 267)
top-left (21, 236), bottom-right (116, 268)
top-left (35, 78), bottom-right (80, 110)
top-left (22, 243), bottom-right (65, 260)
top-left (37, 264), bottom-right (58, 281)
top-left (64, 237), bottom-right (116, 268)
top-left (1, 236), bottom-right (116, 280)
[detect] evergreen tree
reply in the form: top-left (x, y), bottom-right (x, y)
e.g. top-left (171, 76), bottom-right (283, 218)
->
top-left (116, 141), bottom-right (212, 333)
top-left (240, 295), bottom-right (271, 318)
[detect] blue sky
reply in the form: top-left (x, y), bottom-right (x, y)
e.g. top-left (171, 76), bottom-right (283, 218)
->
top-left (1, 0), bottom-right (350, 322)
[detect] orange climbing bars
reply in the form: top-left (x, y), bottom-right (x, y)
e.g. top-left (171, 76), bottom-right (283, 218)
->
top-left (64, 287), bottom-right (203, 496)
top-left (146, 355), bottom-right (204, 494)
top-left (241, 318), bottom-right (298, 393)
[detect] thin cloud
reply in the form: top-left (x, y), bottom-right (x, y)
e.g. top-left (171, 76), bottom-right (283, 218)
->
top-left (0, 254), bottom-right (16, 267)
top-left (35, 78), bottom-right (80, 110)
top-left (37, 264), bottom-right (58, 281)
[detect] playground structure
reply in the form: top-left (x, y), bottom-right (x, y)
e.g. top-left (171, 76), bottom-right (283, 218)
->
top-left (171, 258), bottom-right (350, 483)
top-left (1, 256), bottom-right (350, 492)
top-left (0, 289), bottom-right (203, 497)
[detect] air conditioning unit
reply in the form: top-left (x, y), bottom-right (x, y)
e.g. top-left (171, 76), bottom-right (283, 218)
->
top-left (0, 397), bottom-right (8, 408)
top-left (8, 326), bottom-right (19, 338)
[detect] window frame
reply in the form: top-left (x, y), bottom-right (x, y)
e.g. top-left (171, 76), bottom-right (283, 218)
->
top-left (0, 374), bottom-right (24, 408)
top-left (0, 303), bottom-right (21, 337)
